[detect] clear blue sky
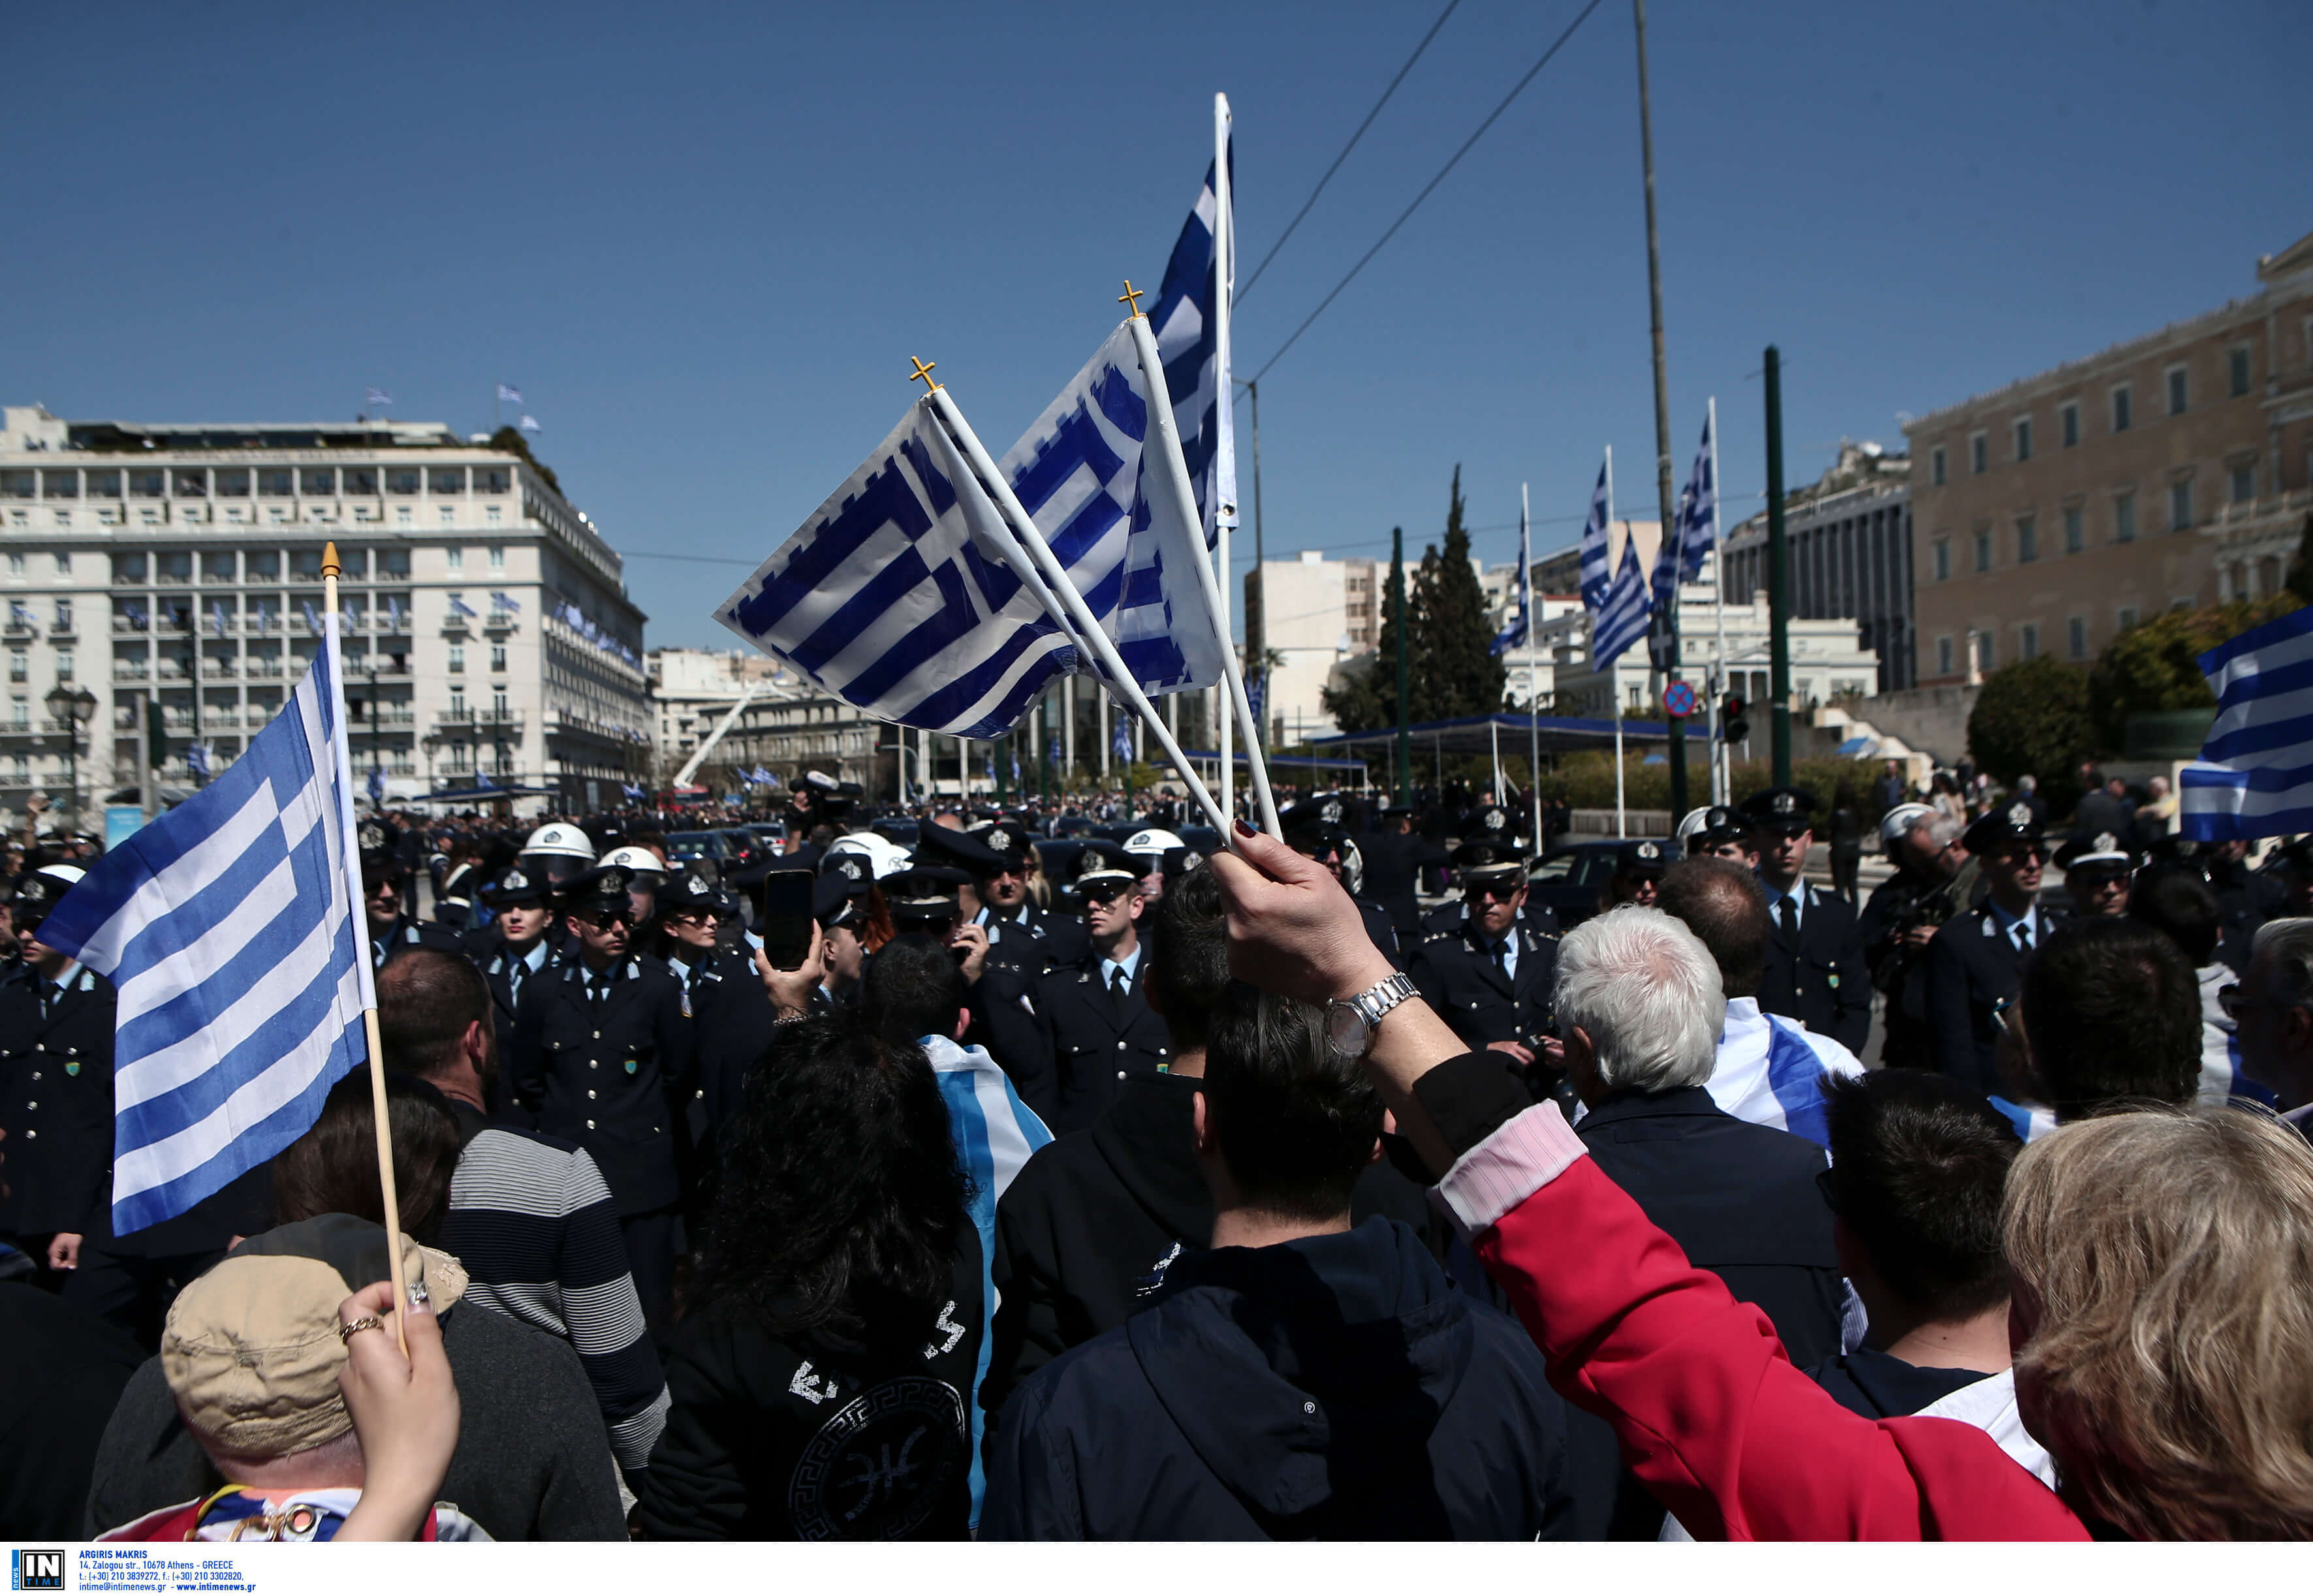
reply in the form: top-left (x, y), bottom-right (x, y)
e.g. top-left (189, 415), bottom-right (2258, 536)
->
top-left (11, 0), bottom-right (2307, 647)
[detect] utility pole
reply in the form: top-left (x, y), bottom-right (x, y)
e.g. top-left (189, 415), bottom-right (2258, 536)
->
top-left (1633, 0), bottom-right (1686, 818)
top-left (1765, 344), bottom-right (1793, 785)
top-left (1242, 377), bottom-right (1268, 757)
top-left (1392, 526), bottom-right (1411, 809)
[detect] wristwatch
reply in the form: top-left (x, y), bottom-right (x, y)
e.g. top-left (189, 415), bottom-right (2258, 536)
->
top-left (1325, 971), bottom-right (1418, 1063)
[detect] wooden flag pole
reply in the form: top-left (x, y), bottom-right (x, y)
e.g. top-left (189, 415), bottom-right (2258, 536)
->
top-left (323, 542), bottom-right (411, 1354)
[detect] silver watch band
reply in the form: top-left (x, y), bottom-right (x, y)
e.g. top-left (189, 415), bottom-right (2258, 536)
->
top-left (1349, 970), bottom-right (1417, 1026)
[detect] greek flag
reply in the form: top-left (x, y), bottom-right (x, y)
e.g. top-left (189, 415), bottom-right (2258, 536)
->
top-left (1144, 136), bottom-right (1236, 547)
top-left (1112, 715), bottom-right (1134, 764)
top-left (1492, 490), bottom-right (1532, 657)
top-left (1593, 533), bottom-right (1652, 671)
top-left (490, 592), bottom-right (520, 614)
top-left (212, 601), bottom-right (230, 640)
top-left (366, 388), bottom-right (392, 408)
top-left (187, 743), bottom-right (212, 781)
top-left (300, 601), bottom-right (321, 634)
top-left (518, 415), bottom-right (542, 435)
top-left (998, 321), bottom-right (1227, 695)
top-left (1708, 998), bottom-right (1863, 1148)
top-left (1575, 456), bottom-right (1613, 609)
top-left (497, 383), bottom-right (522, 404)
top-left (1652, 409), bottom-right (1717, 611)
top-left (1246, 670), bottom-right (1267, 735)
top-left (2182, 604), bottom-right (2313, 839)
top-left (126, 602), bottom-right (149, 631)
top-left (10, 601), bottom-right (35, 626)
top-left (622, 781), bottom-right (647, 802)
top-left (33, 636), bottom-right (373, 1234)
top-left (368, 766), bottom-right (386, 805)
top-left (449, 595), bottom-right (479, 619)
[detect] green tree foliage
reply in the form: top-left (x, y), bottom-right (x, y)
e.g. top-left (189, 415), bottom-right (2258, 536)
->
top-left (1539, 753), bottom-right (1863, 817)
top-left (2085, 593), bottom-right (2303, 753)
top-left (488, 426), bottom-right (560, 493)
top-left (1323, 469), bottom-right (1505, 731)
top-left (1969, 656), bottom-right (2093, 812)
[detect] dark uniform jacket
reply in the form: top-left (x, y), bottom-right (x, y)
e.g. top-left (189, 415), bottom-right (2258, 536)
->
top-left (1407, 916), bottom-right (1560, 1059)
top-left (1421, 899), bottom-right (1563, 939)
top-left (633, 1231), bottom-right (984, 1541)
top-left (509, 957), bottom-right (697, 1217)
top-left (368, 913), bottom-right (468, 972)
top-left (476, 938), bottom-right (562, 1070)
top-left (1755, 880), bottom-right (1872, 1054)
top-left (1569, 1086), bottom-right (1844, 1539)
top-left (1857, 866), bottom-right (1958, 1072)
top-left (978, 903), bottom-right (1090, 971)
top-left (968, 909), bottom-right (1088, 1114)
top-left (980, 1217), bottom-right (1582, 1541)
top-left (1927, 903), bottom-right (2062, 1097)
top-left (1360, 830), bottom-right (1447, 936)
top-left (1025, 948), bottom-right (1172, 1138)
top-left (0, 965), bottom-right (116, 1240)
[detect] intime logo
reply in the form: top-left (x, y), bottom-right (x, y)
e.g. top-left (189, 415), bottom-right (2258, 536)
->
top-left (12, 1550), bottom-right (64, 1591)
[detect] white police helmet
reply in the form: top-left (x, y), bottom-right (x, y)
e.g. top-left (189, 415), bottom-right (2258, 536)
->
top-left (597, 845), bottom-right (666, 877)
top-left (522, 822), bottom-right (596, 860)
top-left (828, 831), bottom-right (913, 879)
top-left (1124, 828), bottom-right (1184, 859)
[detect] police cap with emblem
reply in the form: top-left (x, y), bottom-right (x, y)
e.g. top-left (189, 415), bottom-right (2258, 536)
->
top-left (1961, 800), bottom-right (2048, 856)
top-left (1072, 841), bottom-right (1140, 892)
top-left (556, 864), bottom-right (638, 920)
top-left (915, 819), bottom-right (1009, 879)
top-left (1280, 796), bottom-right (1351, 853)
top-left (356, 816), bottom-right (402, 880)
top-left (1739, 787), bottom-right (1818, 836)
top-left (2143, 833), bottom-right (2208, 868)
top-left (1162, 844), bottom-right (1206, 879)
top-left (1450, 837), bottom-right (1526, 889)
top-left (883, 865), bottom-right (969, 930)
top-left (1462, 802), bottom-right (1525, 849)
top-left (811, 870), bottom-right (862, 932)
top-left (661, 871), bottom-right (725, 918)
top-left (9, 863), bottom-right (87, 939)
top-left (972, 818), bottom-right (1030, 871)
top-left (2053, 831), bottom-right (2138, 876)
top-left (479, 864), bottom-right (552, 911)
top-left (1616, 838), bottom-right (1669, 879)
top-left (1677, 804), bottom-right (1750, 853)
top-left (820, 847), bottom-right (875, 898)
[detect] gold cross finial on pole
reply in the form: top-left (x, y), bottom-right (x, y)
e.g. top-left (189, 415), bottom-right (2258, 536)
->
top-left (907, 357), bottom-right (941, 392)
top-left (1118, 279), bottom-right (1145, 319)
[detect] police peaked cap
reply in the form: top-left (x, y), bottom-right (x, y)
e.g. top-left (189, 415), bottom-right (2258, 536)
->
top-left (974, 819), bottom-right (1030, 868)
top-left (1740, 787), bottom-right (1818, 834)
top-left (811, 871), bottom-right (862, 931)
top-left (1451, 838), bottom-right (1527, 880)
top-left (1617, 838), bottom-right (1669, 876)
top-left (1462, 803), bottom-right (1524, 847)
top-left (557, 864), bottom-right (638, 916)
top-left (883, 866), bottom-right (968, 911)
top-left (1280, 797), bottom-right (1351, 849)
top-left (662, 871), bottom-right (728, 915)
top-left (10, 864), bottom-right (86, 935)
top-left (1961, 802), bottom-right (2047, 855)
top-left (1162, 845), bottom-right (1206, 878)
top-left (2053, 831), bottom-right (2137, 874)
top-left (1680, 804), bottom-right (1750, 849)
top-left (916, 819), bottom-right (1009, 877)
top-left (1071, 841), bottom-right (1139, 888)
top-left (479, 865), bottom-right (553, 910)
top-left (819, 848), bottom-right (876, 896)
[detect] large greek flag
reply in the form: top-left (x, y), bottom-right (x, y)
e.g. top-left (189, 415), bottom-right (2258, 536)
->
top-left (1146, 139), bottom-right (1236, 547)
top-left (37, 637), bottom-right (372, 1234)
top-left (1654, 408), bottom-right (1716, 610)
top-left (1593, 533), bottom-right (1652, 670)
top-left (2181, 603), bottom-right (2313, 839)
top-left (1575, 456), bottom-right (1612, 610)
top-left (1491, 488), bottom-right (1532, 657)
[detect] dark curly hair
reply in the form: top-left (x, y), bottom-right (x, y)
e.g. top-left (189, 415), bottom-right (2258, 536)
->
top-left (687, 1016), bottom-right (969, 1347)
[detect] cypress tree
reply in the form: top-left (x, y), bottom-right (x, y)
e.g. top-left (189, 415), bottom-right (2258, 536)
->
top-left (1408, 466), bottom-right (1506, 720)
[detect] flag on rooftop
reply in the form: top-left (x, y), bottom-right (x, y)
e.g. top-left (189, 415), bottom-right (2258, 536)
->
top-left (2180, 604), bottom-right (2313, 841)
top-left (366, 388), bottom-right (392, 408)
top-left (1492, 489), bottom-right (1532, 658)
top-left (34, 636), bottom-right (373, 1234)
top-left (1144, 129), bottom-right (1236, 547)
top-left (518, 415), bottom-right (542, 435)
top-left (497, 384), bottom-right (522, 404)
top-left (1576, 457), bottom-right (1612, 611)
top-left (1592, 533), bottom-right (1652, 672)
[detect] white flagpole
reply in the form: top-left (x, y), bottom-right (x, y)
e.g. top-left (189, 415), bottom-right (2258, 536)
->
top-left (922, 389), bottom-right (1233, 837)
top-left (1708, 396), bottom-right (1728, 804)
top-left (1607, 453), bottom-right (1626, 841)
top-left (1124, 313), bottom-right (1282, 835)
top-left (1522, 481), bottom-right (1542, 851)
top-left (322, 541), bottom-right (410, 1354)
top-left (1214, 92), bottom-right (1235, 828)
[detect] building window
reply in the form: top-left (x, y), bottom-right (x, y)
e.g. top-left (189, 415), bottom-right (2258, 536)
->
top-left (1934, 540), bottom-right (1951, 581)
top-left (1930, 446), bottom-right (1946, 486)
top-left (477, 467), bottom-right (511, 493)
top-left (54, 650), bottom-right (72, 682)
top-left (2068, 616), bottom-right (2087, 659)
top-left (2014, 416), bottom-right (2032, 463)
top-left (54, 553), bottom-right (70, 577)
top-left (2019, 623), bottom-right (2038, 661)
top-left (2231, 464), bottom-right (2256, 505)
top-left (429, 468), bottom-right (465, 496)
top-left (2170, 480), bottom-right (2193, 531)
top-left (1970, 432), bottom-right (1987, 475)
top-left (2064, 505), bottom-right (2083, 554)
top-left (2060, 401), bottom-right (2079, 448)
top-left (345, 469), bottom-right (379, 495)
top-left (1974, 529), bottom-right (1992, 572)
top-left (5, 553), bottom-right (19, 576)
top-left (439, 507), bottom-right (456, 527)
top-left (42, 470), bottom-right (78, 499)
top-left (2231, 346), bottom-right (2252, 397)
top-left (448, 645), bottom-right (465, 674)
top-left (8, 651), bottom-right (24, 683)
top-left (54, 601), bottom-right (70, 631)
top-left (488, 546), bottom-right (505, 572)
top-left (485, 506), bottom-right (503, 526)
top-left (215, 469), bottom-right (249, 498)
top-left (2166, 364), bottom-right (2189, 416)
top-left (173, 470), bottom-right (208, 498)
top-left (1977, 631), bottom-right (1995, 671)
top-left (301, 468), bottom-right (337, 496)
top-left (447, 548), bottom-right (464, 572)
top-left (386, 469), bottom-right (420, 496)
top-left (2117, 605), bottom-right (2139, 632)
top-left (2115, 492), bottom-right (2136, 542)
top-left (491, 644), bottom-right (507, 672)
top-left (2112, 385), bottom-right (2132, 433)
top-left (2016, 516), bottom-right (2037, 563)
top-left (10, 697), bottom-right (26, 729)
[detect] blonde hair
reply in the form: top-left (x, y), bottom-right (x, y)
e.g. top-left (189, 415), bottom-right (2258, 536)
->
top-left (2004, 1108), bottom-right (2313, 1539)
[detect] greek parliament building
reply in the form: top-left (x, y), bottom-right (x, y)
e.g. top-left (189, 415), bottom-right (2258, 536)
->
top-left (1904, 227), bottom-right (2313, 685)
top-left (0, 404), bottom-right (652, 822)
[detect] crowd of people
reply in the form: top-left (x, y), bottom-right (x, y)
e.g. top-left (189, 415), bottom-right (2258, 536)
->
top-left (4, 759), bottom-right (2313, 1542)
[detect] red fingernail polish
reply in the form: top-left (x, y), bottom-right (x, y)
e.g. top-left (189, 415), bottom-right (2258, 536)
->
top-left (1233, 819), bottom-right (1255, 836)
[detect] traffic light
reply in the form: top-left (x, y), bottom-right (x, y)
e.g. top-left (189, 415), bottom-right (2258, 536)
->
top-left (1723, 695), bottom-right (1750, 743)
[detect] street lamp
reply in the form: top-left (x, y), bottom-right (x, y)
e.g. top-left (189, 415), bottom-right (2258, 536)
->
top-left (46, 682), bottom-right (98, 827)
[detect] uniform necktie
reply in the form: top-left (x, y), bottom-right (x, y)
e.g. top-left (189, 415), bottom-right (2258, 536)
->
top-left (1778, 897), bottom-right (1799, 938)
top-left (509, 963), bottom-right (525, 1008)
top-left (2013, 920), bottom-right (2033, 954)
top-left (1491, 939), bottom-right (1509, 978)
top-left (1109, 965), bottom-right (1129, 1016)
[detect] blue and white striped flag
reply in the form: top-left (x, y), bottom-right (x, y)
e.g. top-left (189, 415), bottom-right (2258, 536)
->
top-left (717, 397), bottom-right (1088, 739)
top-left (490, 592), bottom-right (521, 614)
top-left (497, 383), bottom-right (522, 404)
top-left (999, 322), bottom-right (1227, 696)
top-left (1576, 457), bottom-right (1612, 610)
top-left (1144, 134), bottom-right (1236, 547)
top-left (35, 636), bottom-right (373, 1234)
top-left (1492, 488), bottom-right (1532, 657)
top-left (1652, 408), bottom-right (1717, 611)
top-left (368, 766), bottom-right (386, 805)
top-left (449, 595), bottom-right (479, 619)
top-left (1593, 533), bottom-right (1652, 671)
top-left (186, 743), bottom-right (212, 781)
top-left (1113, 715), bottom-right (1134, 764)
top-left (2181, 604), bottom-right (2313, 840)
top-left (518, 415), bottom-right (541, 435)
top-left (212, 601), bottom-right (230, 640)
top-left (366, 388), bottom-right (392, 409)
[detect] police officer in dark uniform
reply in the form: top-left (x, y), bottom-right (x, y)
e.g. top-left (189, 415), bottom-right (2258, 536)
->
top-left (1678, 804), bottom-right (1752, 862)
top-left (1421, 803), bottom-right (1562, 937)
top-left (1859, 803), bottom-right (1968, 1072)
top-left (1281, 796), bottom-right (1400, 966)
top-left (508, 863), bottom-right (696, 1329)
top-left (470, 864), bottom-right (562, 1070)
top-left (1359, 800), bottom-right (1443, 939)
top-left (1407, 839), bottom-right (1562, 1099)
top-left (1927, 803), bottom-right (2062, 1097)
top-left (2157, 834), bottom-right (2286, 973)
top-left (1744, 787), bottom-right (1872, 1054)
top-left (964, 817), bottom-right (1090, 968)
top-left (1601, 839), bottom-right (1668, 911)
top-left (0, 866), bottom-right (114, 1291)
top-left (2053, 830), bottom-right (2137, 918)
top-left (361, 842), bottom-right (467, 974)
top-left (1024, 843), bottom-right (1171, 1136)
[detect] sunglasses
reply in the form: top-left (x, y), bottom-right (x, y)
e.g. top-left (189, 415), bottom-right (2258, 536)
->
top-left (1467, 882), bottom-right (1524, 903)
top-left (1080, 883), bottom-right (1132, 905)
top-left (572, 908), bottom-right (636, 930)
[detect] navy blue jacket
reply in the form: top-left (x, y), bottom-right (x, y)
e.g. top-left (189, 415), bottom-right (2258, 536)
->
top-left (980, 1216), bottom-right (1583, 1540)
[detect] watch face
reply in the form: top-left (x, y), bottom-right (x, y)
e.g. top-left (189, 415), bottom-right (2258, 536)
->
top-left (1326, 1001), bottom-right (1370, 1061)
